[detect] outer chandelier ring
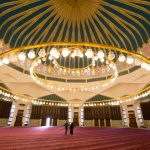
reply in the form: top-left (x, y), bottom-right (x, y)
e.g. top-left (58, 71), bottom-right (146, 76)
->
top-left (0, 42), bottom-right (149, 63)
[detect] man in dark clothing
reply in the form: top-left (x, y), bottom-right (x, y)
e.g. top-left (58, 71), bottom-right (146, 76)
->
top-left (64, 121), bottom-right (68, 135)
top-left (70, 122), bottom-right (74, 135)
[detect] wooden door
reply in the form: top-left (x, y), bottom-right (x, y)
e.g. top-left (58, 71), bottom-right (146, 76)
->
top-left (129, 113), bottom-right (137, 128)
top-left (106, 119), bottom-right (111, 127)
top-left (73, 112), bottom-right (79, 126)
top-left (53, 118), bottom-right (57, 126)
top-left (41, 118), bottom-right (46, 126)
top-left (94, 119), bottom-right (99, 127)
top-left (14, 110), bottom-right (24, 126)
top-left (100, 119), bottom-right (104, 127)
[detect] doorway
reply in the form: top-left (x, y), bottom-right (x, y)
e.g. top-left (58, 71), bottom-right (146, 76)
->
top-left (14, 110), bottom-right (24, 126)
top-left (106, 119), bottom-right (111, 127)
top-left (73, 112), bottom-right (79, 126)
top-left (94, 118), bottom-right (99, 127)
top-left (100, 119), bottom-right (105, 127)
top-left (44, 117), bottom-right (54, 126)
top-left (128, 111), bottom-right (137, 128)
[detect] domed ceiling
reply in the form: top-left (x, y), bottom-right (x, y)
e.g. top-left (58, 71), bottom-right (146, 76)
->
top-left (0, 0), bottom-right (150, 51)
top-left (0, 0), bottom-right (150, 102)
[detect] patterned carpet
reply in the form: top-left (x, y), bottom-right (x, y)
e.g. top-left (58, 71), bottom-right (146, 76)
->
top-left (0, 127), bottom-right (150, 150)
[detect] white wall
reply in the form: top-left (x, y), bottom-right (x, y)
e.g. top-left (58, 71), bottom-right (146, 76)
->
top-left (111, 120), bottom-right (122, 128)
top-left (84, 120), bottom-right (94, 127)
top-left (0, 118), bottom-right (8, 127)
top-left (30, 119), bottom-right (41, 126)
top-left (57, 119), bottom-right (66, 126)
top-left (143, 120), bottom-right (150, 128)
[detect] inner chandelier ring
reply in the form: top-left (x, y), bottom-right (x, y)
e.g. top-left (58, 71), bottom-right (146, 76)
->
top-left (29, 53), bottom-right (118, 91)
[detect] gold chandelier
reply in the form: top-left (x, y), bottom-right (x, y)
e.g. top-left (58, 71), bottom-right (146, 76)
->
top-left (0, 41), bottom-right (150, 104)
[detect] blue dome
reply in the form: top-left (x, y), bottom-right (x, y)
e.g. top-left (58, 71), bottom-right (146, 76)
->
top-left (0, 0), bottom-right (150, 51)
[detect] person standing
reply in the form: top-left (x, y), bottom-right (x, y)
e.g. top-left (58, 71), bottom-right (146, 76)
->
top-left (64, 121), bottom-right (68, 135)
top-left (70, 122), bottom-right (74, 135)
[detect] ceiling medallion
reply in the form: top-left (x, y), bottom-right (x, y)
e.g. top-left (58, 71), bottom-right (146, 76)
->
top-left (49, 0), bottom-right (100, 22)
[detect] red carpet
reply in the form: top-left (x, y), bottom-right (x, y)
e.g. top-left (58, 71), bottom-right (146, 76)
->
top-left (0, 127), bottom-right (150, 150)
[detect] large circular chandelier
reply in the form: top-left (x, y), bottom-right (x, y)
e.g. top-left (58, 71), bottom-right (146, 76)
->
top-left (0, 41), bottom-right (150, 104)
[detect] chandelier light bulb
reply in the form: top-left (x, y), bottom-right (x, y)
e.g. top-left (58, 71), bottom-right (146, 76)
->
top-left (126, 56), bottom-right (134, 64)
top-left (118, 54), bottom-right (126, 62)
top-left (141, 62), bottom-right (147, 69)
top-left (97, 50), bottom-right (104, 59)
top-left (134, 58), bottom-right (142, 66)
top-left (141, 63), bottom-right (150, 71)
top-left (73, 48), bottom-right (82, 57)
top-left (62, 47), bottom-right (70, 57)
top-left (2, 57), bottom-right (9, 64)
top-left (71, 53), bottom-right (75, 58)
top-left (18, 52), bottom-right (26, 61)
top-left (79, 53), bottom-right (83, 58)
top-left (55, 53), bottom-right (60, 59)
top-left (37, 59), bottom-right (41, 64)
top-left (28, 50), bottom-right (35, 59)
top-left (48, 55), bottom-right (53, 60)
top-left (50, 48), bottom-right (60, 59)
top-left (146, 65), bottom-right (150, 71)
top-left (38, 48), bottom-right (46, 57)
top-left (94, 56), bottom-right (98, 61)
top-left (0, 59), bottom-right (3, 66)
top-left (85, 49), bottom-right (93, 58)
top-left (9, 54), bottom-right (17, 62)
top-left (108, 51), bottom-right (115, 60)
top-left (42, 57), bottom-right (46, 61)
top-left (100, 58), bottom-right (105, 62)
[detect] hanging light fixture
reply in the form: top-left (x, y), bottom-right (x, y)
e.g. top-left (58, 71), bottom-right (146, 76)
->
top-left (85, 49), bottom-right (93, 58)
top-left (73, 48), bottom-right (82, 57)
top-left (118, 54), bottom-right (126, 62)
top-left (126, 56), bottom-right (134, 64)
top-left (94, 56), bottom-right (98, 61)
top-left (97, 50), bottom-right (104, 59)
top-left (62, 47), bottom-right (70, 57)
top-left (18, 52), bottom-right (26, 61)
top-left (100, 58), bottom-right (105, 63)
top-left (2, 57), bottom-right (9, 64)
top-left (108, 51), bottom-right (115, 60)
top-left (48, 55), bottom-right (53, 60)
top-left (28, 50), bottom-right (35, 59)
top-left (141, 63), bottom-right (150, 70)
top-left (134, 58), bottom-right (142, 66)
top-left (79, 53), bottom-right (83, 58)
top-left (50, 48), bottom-right (60, 59)
top-left (71, 53), bottom-right (75, 58)
top-left (0, 59), bottom-right (3, 66)
top-left (38, 49), bottom-right (46, 57)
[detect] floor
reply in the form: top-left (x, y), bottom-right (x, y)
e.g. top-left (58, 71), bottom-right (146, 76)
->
top-left (0, 127), bottom-right (150, 150)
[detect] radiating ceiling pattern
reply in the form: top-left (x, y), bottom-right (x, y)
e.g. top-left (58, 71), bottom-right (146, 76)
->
top-left (0, 0), bottom-right (150, 51)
